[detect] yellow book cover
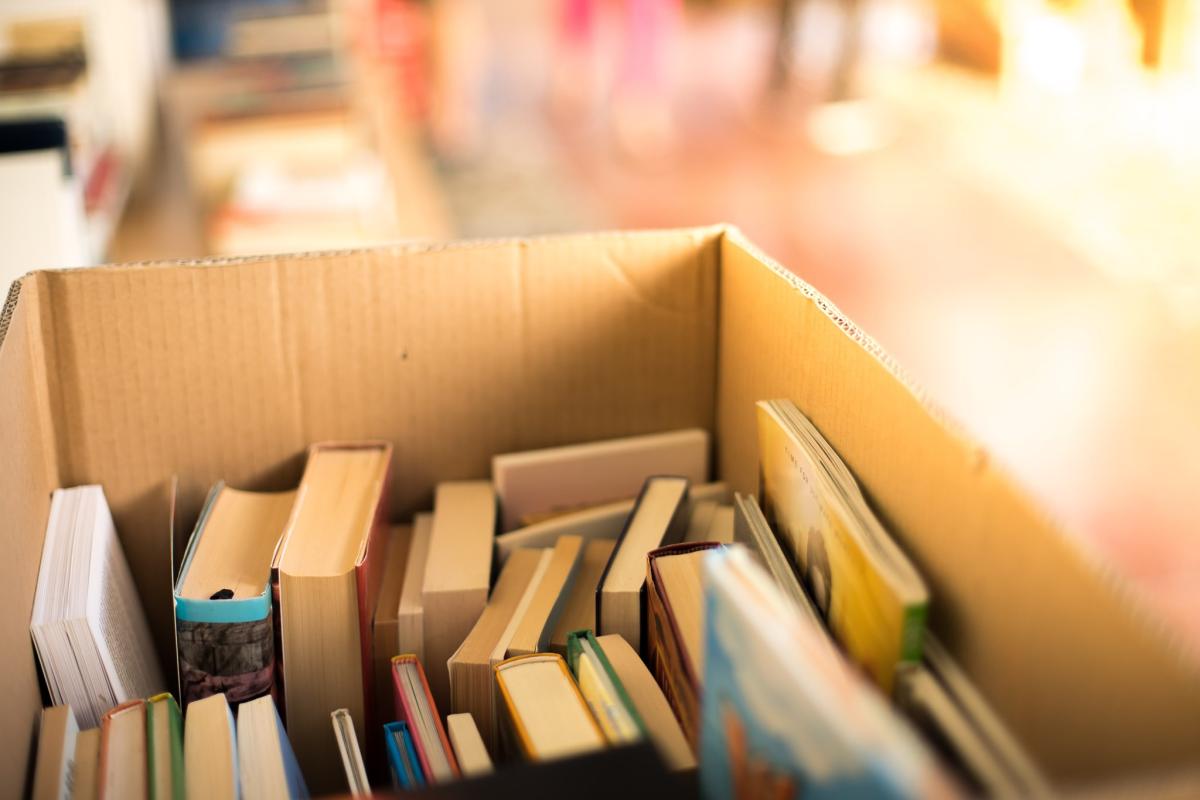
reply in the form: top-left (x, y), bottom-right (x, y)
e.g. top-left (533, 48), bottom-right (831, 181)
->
top-left (756, 400), bottom-right (928, 692)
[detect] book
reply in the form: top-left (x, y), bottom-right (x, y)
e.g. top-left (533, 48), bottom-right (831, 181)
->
top-left (596, 476), bottom-right (691, 653)
top-left (684, 500), bottom-right (718, 544)
top-left (399, 513), bottom-right (433, 665)
top-left (700, 546), bottom-right (952, 799)
top-left (237, 695), bottom-right (309, 800)
top-left (30, 486), bottom-right (165, 728)
top-left (372, 524), bottom-right (412, 728)
top-left (494, 481), bottom-right (728, 562)
top-left (494, 429), bottom-right (710, 531)
top-left (448, 548), bottom-right (549, 753)
top-left (276, 442), bottom-right (391, 792)
top-left (548, 539), bottom-right (616, 655)
top-left (391, 655), bottom-right (459, 783)
top-left (445, 714), bottom-right (493, 777)
top-left (494, 653), bottom-right (605, 762)
top-left (98, 700), bottom-right (146, 800)
top-left (596, 634), bottom-right (695, 771)
top-left (685, 502), bottom-right (734, 544)
top-left (757, 398), bottom-right (929, 692)
top-left (332, 708), bottom-right (370, 797)
top-left (72, 728), bottom-right (100, 800)
top-left (184, 693), bottom-right (238, 800)
top-left (175, 483), bottom-right (295, 707)
top-left (422, 481), bottom-right (496, 713)
top-left (384, 720), bottom-right (425, 790)
top-left (566, 629), bottom-right (645, 745)
top-left (731, 492), bottom-right (825, 629)
top-left (31, 705), bottom-right (77, 800)
top-left (645, 542), bottom-right (720, 748)
top-left (506, 534), bottom-right (584, 657)
top-left (146, 694), bottom-right (183, 800)
top-left (897, 637), bottom-right (1050, 797)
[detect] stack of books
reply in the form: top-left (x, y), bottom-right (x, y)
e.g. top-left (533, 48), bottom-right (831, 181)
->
top-left (27, 416), bottom-right (1051, 797)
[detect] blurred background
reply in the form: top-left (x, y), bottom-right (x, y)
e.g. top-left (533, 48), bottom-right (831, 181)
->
top-left (1, 0), bottom-right (1198, 647)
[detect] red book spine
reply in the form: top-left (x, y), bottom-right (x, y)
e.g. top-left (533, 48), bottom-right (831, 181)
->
top-left (391, 655), bottom-right (460, 781)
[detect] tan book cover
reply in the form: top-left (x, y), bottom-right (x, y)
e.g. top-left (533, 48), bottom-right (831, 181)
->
top-left (372, 524), bottom-right (412, 730)
top-left (549, 539), bottom-right (617, 655)
top-left (276, 442), bottom-right (392, 793)
top-left (506, 535), bottom-right (584, 657)
top-left (422, 482), bottom-right (496, 712)
top-left (448, 548), bottom-right (548, 754)
top-left (493, 429), bottom-right (709, 531)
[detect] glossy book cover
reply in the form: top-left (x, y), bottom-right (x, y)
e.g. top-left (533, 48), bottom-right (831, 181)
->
top-left (700, 547), bottom-right (953, 800)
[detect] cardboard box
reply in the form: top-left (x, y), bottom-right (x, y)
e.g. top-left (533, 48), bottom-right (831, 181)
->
top-left (1, 226), bottom-right (1198, 792)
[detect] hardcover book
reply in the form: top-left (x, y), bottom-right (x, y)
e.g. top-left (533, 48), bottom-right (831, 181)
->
top-left (276, 442), bottom-right (392, 792)
top-left (644, 541), bottom-right (721, 749)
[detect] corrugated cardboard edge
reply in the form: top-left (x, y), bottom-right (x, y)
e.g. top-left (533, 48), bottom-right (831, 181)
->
top-left (719, 225), bottom-right (1200, 674)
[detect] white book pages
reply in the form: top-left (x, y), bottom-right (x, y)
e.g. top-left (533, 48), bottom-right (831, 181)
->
top-left (30, 486), bottom-right (165, 728)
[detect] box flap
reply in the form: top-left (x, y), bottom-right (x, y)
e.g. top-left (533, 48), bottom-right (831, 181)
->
top-left (716, 228), bottom-right (1200, 784)
top-left (0, 278), bottom-right (59, 789)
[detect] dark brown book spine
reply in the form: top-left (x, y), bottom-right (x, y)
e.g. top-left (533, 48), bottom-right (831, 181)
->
top-left (645, 541), bottom-right (721, 750)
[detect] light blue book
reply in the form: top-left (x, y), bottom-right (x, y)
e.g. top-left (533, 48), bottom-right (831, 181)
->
top-left (384, 720), bottom-right (427, 790)
top-left (700, 547), bottom-right (952, 800)
top-left (237, 695), bottom-right (309, 798)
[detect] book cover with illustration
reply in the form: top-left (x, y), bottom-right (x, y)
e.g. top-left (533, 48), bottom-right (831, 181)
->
top-left (700, 547), bottom-right (953, 800)
top-left (756, 399), bottom-right (928, 692)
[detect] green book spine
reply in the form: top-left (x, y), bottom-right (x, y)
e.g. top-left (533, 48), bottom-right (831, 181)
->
top-left (147, 693), bottom-right (185, 800)
top-left (566, 629), bottom-right (648, 736)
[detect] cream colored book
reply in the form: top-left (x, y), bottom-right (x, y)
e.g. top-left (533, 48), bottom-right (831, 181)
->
top-left (493, 429), bottom-right (709, 531)
top-left (506, 535), bottom-right (584, 657)
top-left (178, 485), bottom-right (296, 602)
top-left (98, 700), bottom-right (146, 800)
top-left (495, 654), bottom-right (605, 762)
top-left (495, 481), bottom-right (727, 563)
top-left (684, 499), bottom-right (718, 543)
top-left (371, 524), bottom-right (412, 728)
top-left (597, 476), bottom-right (690, 652)
top-left (237, 695), bottom-right (308, 800)
top-left (72, 728), bottom-right (100, 800)
top-left (398, 513), bottom-right (433, 665)
top-left (32, 705), bottom-right (77, 800)
top-left (446, 713), bottom-right (493, 777)
top-left (331, 708), bottom-right (369, 797)
top-left (549, 539), bottom-right (616, 655)
top-left (276, 442), bottom-right (391, 794)
top-left (184, 694), bottom-right (237, 800)
top-left (707, 505), bottom-right (735, 543)
top-left (596, 634), bottom-right (695, 770)
top-left (422, 481), bottom-right (496, 712)
top-left (448, 548), bottom-right (549, 753)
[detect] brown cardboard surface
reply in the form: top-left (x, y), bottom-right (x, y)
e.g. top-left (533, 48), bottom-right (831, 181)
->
top-left (716, 229), bottom-right (1200, 783)
top-left (21, 228), bottom-right (720, 671)
top-left (0, 280), bottom-right (58, 788)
